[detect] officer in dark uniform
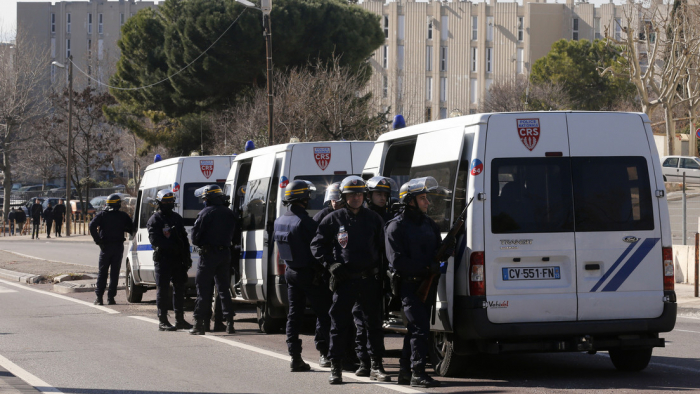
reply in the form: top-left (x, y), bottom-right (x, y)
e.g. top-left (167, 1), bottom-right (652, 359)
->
top-left (311, 176), bottom-right (389, 385)
top-left (189, 185), bottom-right (237, 335)
top-left (147, 189), bottom-right (193, 331)
top-left (89, 194), bottom-right (135, 305)
top-left (30, 199), bottom-right (42, 239)
top-left (385, 177), bottom-right (451, 388)
top-left (212, 193), bottom-right (239, 333)
top-left (312, 182), bottom-right (343, 223)
top-left (43, 202), bottom-right (54, 238)
top-left (53, 199), bottom-right (66, 237)
top-left (273, 180), bottom-right (333, 371)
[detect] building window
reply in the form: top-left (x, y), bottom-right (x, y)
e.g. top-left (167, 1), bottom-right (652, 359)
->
top-left (88, 13), bottom-right (93, 34)
top-left (573, 18), bottom-right (579, 40)
top-left (51, 65), bottom-right (56, 83)
top-left (120, 13), bottom-right (125, 26)
top-left (518, 17), bottom-right (524, 41)
top-left (87, 39), bottom-right (92, 59)
top-left (398, 15), bottom-right (405, 40)
top-left (486, 79), bottom-right (493, 98)
top-left (471, 47), bottom-right (477, 72)
top-left (425, 107), bottom-right (432, 122)
top-left (440, 77), bottom-right (447, 102)
top-left (487, 17), bottom-right (493, 41)
top-left (440, 46), bottom-right (447, 72)
top-left (440, 107), bottom-right (447, 119)
top-left (517, 48), bottom-right (524, 74)
top-left (486, 48), bottom-right (492, 73)
top-left (426, 46), bottom-right (433, 71)
top-left (644, 20), bottom-right (656, 43)
top-left (426, 77), bottom-right (432, 100)
top-left (66, 39), bottom-right (71, 58)
top-left (615, 18), bottom-right (621, 40)
top-left (51, 13), bottom-right (55, 33)
top-left (99, 13), bottom-right (103, 34)
top-left (98, 39), bottom-right (104, 60)
top-left (397, 76), bottom-right (403, 100)
top-left (441, 16), bottom-right (449, 41)
top-left (66, 13), bottom-right (71, 33)
top-left (384, 15), bottom-right (389, 38)
top-left (383, 45), bottom-right (388, 68)
top-left (470, 78), bottom-right (478, 104)
top-left (397, 45), bottom-right (404, 70)
top-left (427, 17), bottom-right (433, 40)
top-left (594, 18), bottom-right (601, 39)
top-left (470, 109), bottom-right (477, 115)
top-left (472, 16), bottom-right (478, 40)
top-left (382, 75), bottom-right (388, 98)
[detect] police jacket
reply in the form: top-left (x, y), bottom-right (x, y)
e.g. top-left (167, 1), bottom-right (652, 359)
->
top-left (8, 211), bottom-right (15, 221)
top-left (30, 203), bottom-right (42, 219)
top-left (89, 210), bottom-right (135, 244)
top-left (368, 202), bottom-right (394, 223)
top-left (191, 202), bottom-right (236, 247)
top-left (147, 210), bottom-right (190, 262)
top-left (15, 210), bottom-right (26, 222)
top-left (385, 207), bottom-right (442, 276)
top-left (311, 206), bottom-right (385, 274)
top-left (53, 204), bottom-right (66, 221)
top-left (43, 207), bottom-right (54, 222)
top-left (312, 206), bottom-right (334, 224)
top-left (274, 204), bottom-right (318, 269)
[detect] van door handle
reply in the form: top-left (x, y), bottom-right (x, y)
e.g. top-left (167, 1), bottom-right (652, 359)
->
top-left (585, 263), bottom-right (600, 271)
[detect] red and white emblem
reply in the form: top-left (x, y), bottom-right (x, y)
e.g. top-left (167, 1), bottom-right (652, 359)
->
top-left (200, 160), bottom-right (214, 179)
top-left (314, 147), bottom-right (331, 171)
top-left (337, 226), bottom-right (348, 248)
top-left (516, 119), bottom-right (541, 151)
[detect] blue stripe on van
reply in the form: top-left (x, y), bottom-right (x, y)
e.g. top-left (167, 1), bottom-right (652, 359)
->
top-left (241, 250), bottom-right (263, 259)
top-left (136, 244), bottom-right (154, 251)
top-left (601, 238), bottom-right (659, 292)
top-left (589, 242), bottom-right (636, 292)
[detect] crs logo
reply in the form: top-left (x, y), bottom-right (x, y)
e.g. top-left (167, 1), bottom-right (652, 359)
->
top-left (314, 147), bottom-right (331, 171)
top-left (172, 182), bottom-right (180, 193)
top-left (470, 159), bottom-right (483, 176)
top-left (516, 118), bottom-right (541, 151)
top-left (279, 176), bottom-right (289, 189)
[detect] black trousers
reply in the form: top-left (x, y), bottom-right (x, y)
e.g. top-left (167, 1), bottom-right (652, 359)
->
top-left (285, 266), bottom-right (332, 357)
top-left (154, 258), bottom-right (188, 318)
top-left (193, 248), bottom-right (234, 321)
top-left (399, 281), bottom-right (431, 372)
top-left (328, 276), bottom-right (384, 362)
top-left (54, 219), bottom-right (63, 235)
top-left (45, 220), bottom-right (53, 236)
top-left (31, 218), bottom-right (40, 238)
top-left (96, 243), bottom-right (124, 299)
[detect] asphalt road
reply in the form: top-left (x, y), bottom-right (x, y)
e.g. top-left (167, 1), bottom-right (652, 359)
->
top-left (0, 239), bottom-right (101, 268)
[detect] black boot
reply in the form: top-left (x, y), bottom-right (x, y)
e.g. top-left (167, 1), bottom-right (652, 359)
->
top-left (175, 313), bottom-right (193, 330)
top-left (189, 319), bottom-right (206, 335)
top-left (370, 357), bottom-right (391, 382)
top-left (290, 355), bottom-right (311, 372)
top-left (329, 361), bottom-right (343, 384)
top-left (410, 369), bottom-right (441, 388)
top-left (226, 319), bottom-right (235, 334)
top-left (318, 354), bottom-right (331, 368)
top-left (355, 358), bottom-right (370, 377)
top-left (94, 296), bottom-right (103, 305)
top-left (397, 369), bottom-right (412, 385)
top-left (159, 315), bottom-right (177, 332)
top-left (107, 297), bottom-right (116, 305)
top-left (212, 321), bottom-right (226, 332)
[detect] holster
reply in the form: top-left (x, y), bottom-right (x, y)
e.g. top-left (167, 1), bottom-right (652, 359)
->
top-left (153, 247), bottom-right (161, 262)
top-left (389, 270), bottom-right (401, 297)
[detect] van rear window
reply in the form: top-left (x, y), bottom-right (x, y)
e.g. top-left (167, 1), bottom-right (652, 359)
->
top-left (241, 178), bottom-right (271, 231)
top-left (182, 182), bottom-right (225, 226)
top-left (295, 175), bottom-right (354, 218)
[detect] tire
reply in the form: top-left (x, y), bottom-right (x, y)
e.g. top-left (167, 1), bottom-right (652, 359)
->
top-left (125, 262), bottom-right (144, 303)
top-left (609, 347), bottom-right (653, 372)
top-left (428, 331), bottom-right (466, 377)
top-left (256, 303), bottom-right (285, 334)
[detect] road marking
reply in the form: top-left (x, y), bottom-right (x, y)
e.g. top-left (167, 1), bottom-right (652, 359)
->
top-left (0, 353), bottom-right (63, 393)
top-left (128, 316), bottom-right (424, 393)
top-left (0, 285), bottom-right (18, 293)
top-left (0, 248), bottom-right (88, 268)
top-left (0, 278), bottom-right (119, 314)
top-left (675, 329), bottom-right (700, 334)
top-left (677, 315), bottom-right (700, 321)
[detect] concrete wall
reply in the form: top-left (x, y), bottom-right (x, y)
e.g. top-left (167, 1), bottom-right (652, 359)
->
top-left (673, 245), bottom-right (697, 285)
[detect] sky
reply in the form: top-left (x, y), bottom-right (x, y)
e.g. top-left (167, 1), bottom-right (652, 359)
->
top-left (0, 0), bottom-right (627, 42)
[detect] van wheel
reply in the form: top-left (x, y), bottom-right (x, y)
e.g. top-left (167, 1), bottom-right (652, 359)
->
top-left (125, 262), bottom-right (144, 303)
top-left (257, 303), bottom-right (285, 334)
top-left (609, 347), bottom-right (653, 371)
top-left (428, 332), bottom-right (466, 377)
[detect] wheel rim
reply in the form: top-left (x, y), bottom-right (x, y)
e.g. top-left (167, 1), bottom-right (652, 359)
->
top-left (432, 332), bottom-right (447, 363)
top-left (126, 267), bottom-right (133, 294)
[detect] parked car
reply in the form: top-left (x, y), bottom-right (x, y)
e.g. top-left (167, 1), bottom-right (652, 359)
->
top-left (20, 198), bottom-right (47, 217)
top-left (661, 155), bottom-right (700, 184)
top-left (69, 201), bottom-right (96, 219)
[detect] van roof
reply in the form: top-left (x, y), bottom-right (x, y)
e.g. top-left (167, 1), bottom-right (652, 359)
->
top-left (144, 155), bottom-right (233, 171)
top-left (233, 141), bottom-right (372, 161)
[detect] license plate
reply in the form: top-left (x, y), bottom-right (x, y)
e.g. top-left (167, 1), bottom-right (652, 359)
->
top-left (502, 266), bottom-right (561, 281)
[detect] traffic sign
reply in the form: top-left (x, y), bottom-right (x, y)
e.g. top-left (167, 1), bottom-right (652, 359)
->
top-left (696, 128), bottom-right (700, 139)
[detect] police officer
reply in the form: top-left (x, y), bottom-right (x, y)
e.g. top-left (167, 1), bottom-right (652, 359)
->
top-left (312, 182), bottom-right (344, 223)
top-left (30, 199), bottom-right (42, 239)
top-left (365, 176), bottom-right (398, 222)
top-left (147, 189), bottom-right (193, 331)
top-left (53, 199), bottom-right (66, 237)
top-left (385, 177), bottom-right (451, 388)
top-left (274, 180), bottom-right (333, 371)
top-left (189, 185), bottom-right (237, 335)
top-left (43, 202), bottom-right (54, 239)
top-left (89, 194), bottom-right (135, 305)
top-left (311, 176), bottom-right (389, 385)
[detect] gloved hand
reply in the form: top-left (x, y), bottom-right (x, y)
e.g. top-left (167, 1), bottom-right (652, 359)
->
top-left (329, 262), bottom-right (347, 282)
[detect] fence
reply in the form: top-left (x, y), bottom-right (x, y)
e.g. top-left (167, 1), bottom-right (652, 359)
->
top-left (0, 213), bottom-right (97, 237)
top-left (668, 174), bottom-right (700, 246)
top-left (10, 187), bottom-right (128, 204)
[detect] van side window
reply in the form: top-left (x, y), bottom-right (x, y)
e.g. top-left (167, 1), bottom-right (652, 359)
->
top-left (384, 141), bottom-right (416, 194)
top-left (491, 158), bottom-right (574, 234)
top-left (410, 162), bottom-right (459, 232)
top-left (662, 158), bottom-right (678, 168)
top-left (138, 186), bottom-right (168, 228)
top-left (680, 158), bottom-right (700, 170)
top-left (572, 157), bottom-right (653, 232)
top-left (295, 174), bottom-right (351, 217)
top-left (182, 183), bottom-right (225, 226)
top-left (241, 178), bottom-right (270, 231)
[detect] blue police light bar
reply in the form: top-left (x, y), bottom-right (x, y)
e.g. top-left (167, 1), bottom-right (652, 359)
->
top-left (154, 154), bottom-right (162, 163)
top-left (393, 114), bottom-right (406, 130)
top-left (245, 140), bottom-right (255, 152)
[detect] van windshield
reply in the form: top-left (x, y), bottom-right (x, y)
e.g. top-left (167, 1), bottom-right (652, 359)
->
top-left (294, 175), bottom-right (355, 217)
top-left (182, 182), bottom-right (226, 226)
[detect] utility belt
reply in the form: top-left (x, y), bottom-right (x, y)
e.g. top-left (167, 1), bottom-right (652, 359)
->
top-left (347, 267), bottom-right (380, 280)
top-left (199, 245), bottom-right (229, 255)
top-left (400, 275), bottom-right (426, 283)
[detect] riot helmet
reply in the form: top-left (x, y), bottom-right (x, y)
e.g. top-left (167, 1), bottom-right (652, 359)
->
top-left (323, 182), bottom-right (342, 205)
top-left (339, 176), bottom-right (367, 197)
top-left (105, 194), bottom-right (122, 211)
top-left (283, 180), bottom-right (316, 205)
top-left (366, 176), bottom-right (399, 195)
top-left (194, 184), bottom-right (224, 206)
top-left (399, 176), bottom-right (439, 205)
top-left (155, 189), bottom-right (177, 213)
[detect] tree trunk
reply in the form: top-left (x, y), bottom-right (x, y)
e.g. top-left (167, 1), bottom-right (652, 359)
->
top-left (2, 152), bottom-right (12, 220)
top-left (690, 106), bottom-right (697, 157)
top-left (665, 104), bottom-right (675, 156)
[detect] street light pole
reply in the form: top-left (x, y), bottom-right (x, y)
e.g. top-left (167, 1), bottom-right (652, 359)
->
top-left (52, 57), bottom-right (73, 236)
top-left (263, 12), bottom-right (273, 146)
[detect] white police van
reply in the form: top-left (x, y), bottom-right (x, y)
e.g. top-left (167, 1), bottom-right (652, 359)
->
top-left (225, 141), bottom-right (373, 332)
top-left (363, 112), bottom-right (676, 376)
top-left (124, 155), bottom-right (234, 302)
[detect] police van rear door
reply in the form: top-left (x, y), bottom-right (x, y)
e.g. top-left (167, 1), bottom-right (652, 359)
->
top-left (567, 113), bottom-right (664, 320)
top-left (483, 113), bottom-right (577, 323)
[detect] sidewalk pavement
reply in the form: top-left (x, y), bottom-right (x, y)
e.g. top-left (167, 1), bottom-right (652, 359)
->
top-left (0, 232), bottom-right (95, 243)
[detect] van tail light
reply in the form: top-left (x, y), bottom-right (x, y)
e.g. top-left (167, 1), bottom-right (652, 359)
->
top-left (469, 251), bottom-right (485, 296)
top-left (662, 247), bottom-right (674, 291)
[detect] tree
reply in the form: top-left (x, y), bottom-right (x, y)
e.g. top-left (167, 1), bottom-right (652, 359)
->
top-left (531, 39), bottom-right (636, 111)
top-left (481, 77), bottom-right (572, 113)
top-left (0, 31), bottom-right (50, 219)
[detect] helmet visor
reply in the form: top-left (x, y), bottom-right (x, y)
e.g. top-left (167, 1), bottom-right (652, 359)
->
top-left (156, 189), bottom-right (177, 204)
top-left (323, 182), bottom-right (342, 203)
top-left (407, 176), bottom-right (439, 195)
top-left (366, 176), bottom-right (399, 192)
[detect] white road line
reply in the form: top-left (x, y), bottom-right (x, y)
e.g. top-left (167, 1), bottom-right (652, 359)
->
top-left (0, 285), bottom-right (18, 293)
top-left (0, 353), bottom-right (63, 393)
top-left (677, 316), bottom-right (700, 321)
top-left (0, 278), bottom-right (119, 314)
top-left (674, 329), bottom-right (700, 334)
top-left (128, 316), bottom-right (424, 394)
top-left (0, 248), bottom-right (86, 268)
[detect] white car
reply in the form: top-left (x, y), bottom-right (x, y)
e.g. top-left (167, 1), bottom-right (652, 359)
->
top-left (661, 155), bottom-right (700, 184)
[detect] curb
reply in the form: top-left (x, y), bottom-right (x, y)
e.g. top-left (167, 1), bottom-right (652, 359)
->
top-left (667, 192), bottom-right (700, 202)
top-left (0, 268), bottom-right (42, 284)
top-left (53, 275), bottom-right (126, 294)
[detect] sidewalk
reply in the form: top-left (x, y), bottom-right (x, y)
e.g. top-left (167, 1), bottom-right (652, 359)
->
top-left (0, 232), bottom-right (95, 243)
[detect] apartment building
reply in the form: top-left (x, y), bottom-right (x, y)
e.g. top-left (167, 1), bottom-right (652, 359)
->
top-left (17, 0), bottom-right (156, 89)
top-left (359, 0), bottom-right (631, 123)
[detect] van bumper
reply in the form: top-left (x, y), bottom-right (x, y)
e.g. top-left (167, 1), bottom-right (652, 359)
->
top-left (453, 292), bottom-right (677, 351)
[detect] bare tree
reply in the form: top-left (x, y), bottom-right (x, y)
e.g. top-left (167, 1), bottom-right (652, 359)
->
top-left (0, 30), bottom-right (51, 217)
top-left (481, 77), bottom-right (529, 113)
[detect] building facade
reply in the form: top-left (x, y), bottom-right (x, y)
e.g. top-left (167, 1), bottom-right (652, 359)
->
top-left (359, 0), bottom-right (632, 124)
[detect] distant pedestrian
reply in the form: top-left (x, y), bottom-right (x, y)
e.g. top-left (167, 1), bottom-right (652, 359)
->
top-left (43, 202), bottom-right (55, 239)
top-left (15, 208), bottom-right (26, 235)
top-left (8, 209), bottom-right (16, 236)
top-left (53, 200), bottom-right (66, 237)
top-left (30, 199), bottom-right (42, 240)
